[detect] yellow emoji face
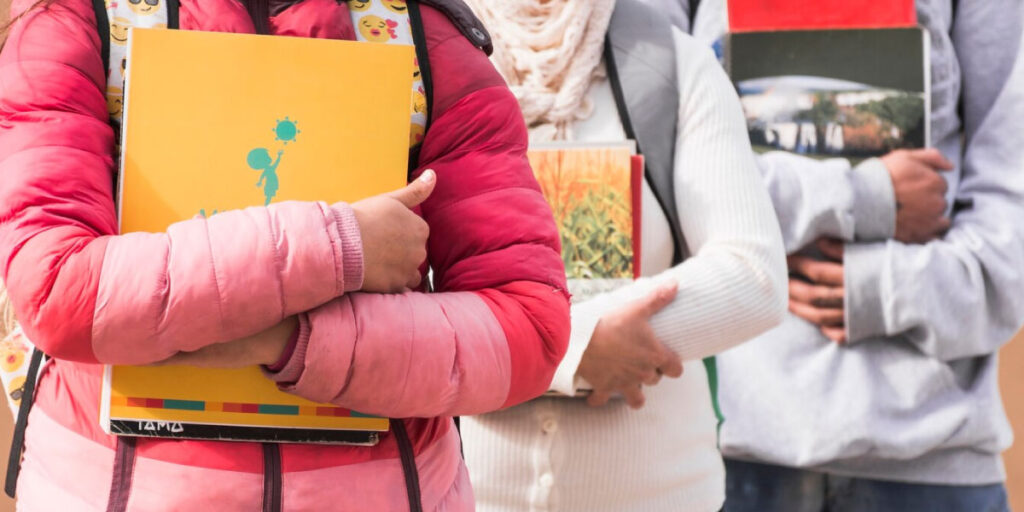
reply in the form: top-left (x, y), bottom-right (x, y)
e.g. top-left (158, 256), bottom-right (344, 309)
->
top-left (412, 87), bottom-right (426, 116)
top-left (382, 0), bottom-right (408, 14)
top-left (110, 17), bottom-right (130, 46)
top-left (349, 0), bottom-right (372, 12)
top-left (358, 15), bottom-right (397, 43)
top-left (7, 376), bottom-right (25, 408)
top-left (409, 123), bottom-right (425, 147)
top-left (107, 86), bottom-right (123, 118)
top-left (0, 343), bottom-right (25, 373)
top-left (127, 0), bottom-right (161, 16)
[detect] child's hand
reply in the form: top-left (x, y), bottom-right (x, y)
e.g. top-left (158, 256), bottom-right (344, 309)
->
top-left (156, 317), bottom-right (298, 368)
top-left (351, 170), bottom-right (435, 293)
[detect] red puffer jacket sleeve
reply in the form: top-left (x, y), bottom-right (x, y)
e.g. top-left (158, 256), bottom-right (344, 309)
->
top-left (270, 6), bottom-right (570, 417)
top-left (0, 0), bottom-right (363, 364)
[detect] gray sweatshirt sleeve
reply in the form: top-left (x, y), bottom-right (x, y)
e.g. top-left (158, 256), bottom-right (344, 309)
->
top-left (757, 152), bottom-right (896, 253)
top-left (844, 0), bottom-right (1024, 360)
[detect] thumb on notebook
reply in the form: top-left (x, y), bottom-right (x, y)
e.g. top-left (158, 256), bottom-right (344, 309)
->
top-left (389, 169), bottom-right (436, 209)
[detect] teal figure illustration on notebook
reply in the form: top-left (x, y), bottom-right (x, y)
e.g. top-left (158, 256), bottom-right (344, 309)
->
top-left (248, 118), bottom-right (300, 206)
top-left (249, 148), bottom-right (284, 206)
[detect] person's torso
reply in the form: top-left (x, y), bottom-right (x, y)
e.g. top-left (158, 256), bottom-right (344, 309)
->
top-left (690, 0), bottom-right (1011, 484)
top-left (463, 68), bottom-right (725, 512)
top-left (20, 1), bottom-right (468, 509)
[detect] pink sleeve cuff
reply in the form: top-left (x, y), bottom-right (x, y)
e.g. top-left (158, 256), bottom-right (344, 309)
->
top-left (264, 313), bottom-right (311, 385)
top-left (332, 203), bottom-right (364, 293)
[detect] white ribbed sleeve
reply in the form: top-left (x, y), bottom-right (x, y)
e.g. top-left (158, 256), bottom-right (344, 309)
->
top-left (552, 32), bottom-right (787, 395)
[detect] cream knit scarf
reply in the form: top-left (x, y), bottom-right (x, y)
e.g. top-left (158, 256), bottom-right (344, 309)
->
top-left (464, 0), bottom-right (617, 141)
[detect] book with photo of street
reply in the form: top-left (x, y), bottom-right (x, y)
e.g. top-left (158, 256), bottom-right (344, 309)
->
top-left (726, 28), bottom-right (930, 164)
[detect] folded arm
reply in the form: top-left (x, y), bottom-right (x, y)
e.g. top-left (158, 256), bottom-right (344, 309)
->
top-left (551, 34), bottom-right (787, 395)
top-left (843, 0), bottom-right (1024, 360)
top-left (269, 11), bottom-right (570, 418)
top-left (0, 1), bottom-right (361, 364)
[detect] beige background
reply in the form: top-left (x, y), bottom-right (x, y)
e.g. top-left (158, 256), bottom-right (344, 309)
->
top-left (0, 1), bottom-right (1021, 510)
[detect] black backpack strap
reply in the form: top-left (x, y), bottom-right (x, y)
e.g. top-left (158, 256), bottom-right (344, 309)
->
top-left (603, 38), bottom-right (684, 264)
top-left (392, 419), bottom-right (424, 512)
top-left (167, 0), bottom-right (181, 29)
top-left (92, 0), bottom-right (111, 74)
top-left (408, 2), bottom-right (434, 129)
top-left (394, 6), bottom-right (432, 509)
top-left (4, 348), bottom-right (44, 498)
top-left (408, 0), bottom-right (435, 176)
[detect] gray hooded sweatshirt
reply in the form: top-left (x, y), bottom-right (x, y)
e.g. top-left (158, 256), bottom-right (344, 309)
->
top-left (687, 0), bottom-right (1024, 485)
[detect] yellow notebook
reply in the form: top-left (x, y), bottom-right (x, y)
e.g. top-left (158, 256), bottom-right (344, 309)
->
top-left (101, 28), bottom-right (413, 444)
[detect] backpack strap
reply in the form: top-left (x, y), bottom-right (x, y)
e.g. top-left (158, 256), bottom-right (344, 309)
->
top-left (4, 349), bottom-right (44, 498)
top-left (605, 0), bottom-right (725, 434)
top-left (605, 0), bottom-right (686, 262)
top-left (407, 0), bottom-right (435, 175)
top-left (391, 419), bottom-right (424, 512)
top-left (93, 0), bottom-right (111, 75)
top-left (688, 0), bottom-right (700, 30)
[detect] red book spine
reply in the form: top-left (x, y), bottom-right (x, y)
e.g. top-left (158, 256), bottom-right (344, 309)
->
top-left (727, 0), bottom-right (917, 32)
top-left (630, 155), bottom-right (644, 279)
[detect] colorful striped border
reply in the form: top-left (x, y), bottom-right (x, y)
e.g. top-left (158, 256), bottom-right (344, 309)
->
top-left (110, 396), bottom-right (379, 418)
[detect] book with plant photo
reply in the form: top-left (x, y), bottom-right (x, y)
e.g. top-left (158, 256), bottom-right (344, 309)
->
top-left (726, 27), bottom-right (930, 164)
top-left (528, 142), bottom-right (642, 303)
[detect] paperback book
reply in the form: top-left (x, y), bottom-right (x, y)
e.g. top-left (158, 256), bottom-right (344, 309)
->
top-left (102, 28), bottom-right (415, 443)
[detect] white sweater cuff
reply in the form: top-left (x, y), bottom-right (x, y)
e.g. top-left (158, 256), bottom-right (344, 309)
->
top-left (549, 301), bottom-right (606, 396)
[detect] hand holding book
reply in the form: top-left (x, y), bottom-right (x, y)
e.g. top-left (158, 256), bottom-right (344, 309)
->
top-left (352, 169), bottom-right (436, 293)
top-left (882, 149), bottom-right (954, 244)
top-left (577, 282), bottom-right (684, 409)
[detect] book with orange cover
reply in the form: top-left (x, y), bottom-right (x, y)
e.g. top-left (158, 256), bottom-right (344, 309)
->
top-left (101, 28), bottom-right (414, 443)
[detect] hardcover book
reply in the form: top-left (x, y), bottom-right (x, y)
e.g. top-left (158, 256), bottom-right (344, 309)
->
top-left (726, 28), bottom-right (930, 163)
top-left (528, 143), bottom-right (643, 303)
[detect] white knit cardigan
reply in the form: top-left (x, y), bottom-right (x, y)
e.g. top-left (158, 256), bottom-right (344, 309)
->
top-left (461, 28), bottom-right (788, 512)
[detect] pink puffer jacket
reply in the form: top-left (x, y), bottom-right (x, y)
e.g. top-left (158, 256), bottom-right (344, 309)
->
top-left (0, 0), bottom-right (570, 510)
